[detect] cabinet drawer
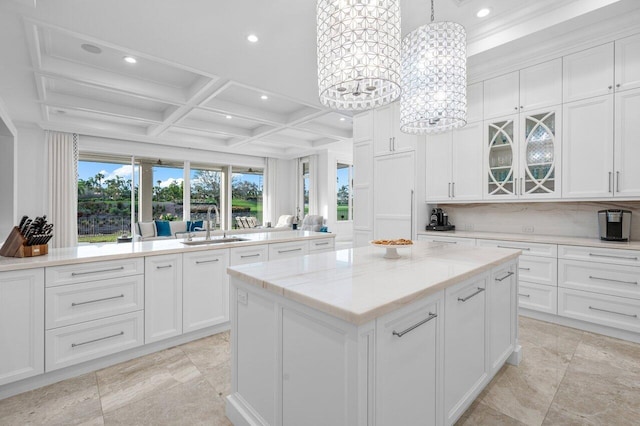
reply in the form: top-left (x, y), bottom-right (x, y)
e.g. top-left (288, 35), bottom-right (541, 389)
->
top-left (46, 258), bottom-right (144, 287)
top-left (46, 275), bottom-right (144, 329)
top-left (518, 282), bottom-right (557, 314)
top-left (268, 241), bottom-right (309, 260)
top-left (558, 245), bottom-right (640, 266)
top-left (230, 245), bottom-right (268, 266)
top-left (45, 311), bottom-right (144, 371)
top-left (309, 238), bottom-right (335, 252)
top-left (476, 239), bottom-right (557, 257)
top-left (518, 255), bottom-right (557, 286)
top-left (417, 235), bottom-right (475, 246)
top-left (558, 288), bottom-right (640, 333)
top-left (558, 259), bottom-right (640, 300)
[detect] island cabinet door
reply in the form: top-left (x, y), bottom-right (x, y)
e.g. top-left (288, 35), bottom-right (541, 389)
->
top-left (183, 250), bottom-right (229, 333)
top-left (444, 276), bottom-right (488, 424)
top-left (281, 308), bottom-right (357, 426)
top-left (375, 294), bottom-right (443, 426)
top-left (488, 263), bottom-right (517, 374)
top-left (145, 254), bottom-right (183, 343)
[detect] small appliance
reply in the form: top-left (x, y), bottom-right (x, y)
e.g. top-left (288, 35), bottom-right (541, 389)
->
top-left (426, 208), bottom-right (455, 231)
top-left (598, 209), bottom-right (631, 241)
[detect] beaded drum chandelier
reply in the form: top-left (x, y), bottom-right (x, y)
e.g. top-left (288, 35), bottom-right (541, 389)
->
top-left (317, 0), bottom-right (402, 110)
top-left (400, 0), bottom-right (467, 134)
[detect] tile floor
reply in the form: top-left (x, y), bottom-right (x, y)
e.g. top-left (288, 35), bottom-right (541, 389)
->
top-left (1, 317), bottom-right (639, 425)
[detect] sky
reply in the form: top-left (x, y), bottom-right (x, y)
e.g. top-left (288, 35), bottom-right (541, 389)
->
top-left (78, 161), bottom-right (263, 188)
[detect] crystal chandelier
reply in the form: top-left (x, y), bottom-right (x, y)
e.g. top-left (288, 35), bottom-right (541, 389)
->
top-left (317, 0), bottom-right (402, 110)
top-left (400, 0), bottom-right (467, 134)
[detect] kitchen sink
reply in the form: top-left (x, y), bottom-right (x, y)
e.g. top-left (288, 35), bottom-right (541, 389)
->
top-left (181, 237), bottom-right (250, 246)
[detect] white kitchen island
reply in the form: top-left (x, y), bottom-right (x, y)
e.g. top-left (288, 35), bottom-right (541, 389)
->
top-left (226, 241), bottom-right (522, 426)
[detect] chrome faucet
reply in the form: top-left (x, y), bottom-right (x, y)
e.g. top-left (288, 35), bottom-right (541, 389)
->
top-left (206, 205), bottom-right (219, 240)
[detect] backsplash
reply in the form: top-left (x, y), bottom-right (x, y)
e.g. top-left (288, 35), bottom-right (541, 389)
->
top-left (437, 202), bottom-right (640, 241)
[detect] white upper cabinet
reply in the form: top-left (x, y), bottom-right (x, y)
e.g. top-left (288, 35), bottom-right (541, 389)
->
top-left (483, 71), bottom-right (520, 119)
top-left (615, 33), bottom-right (640, 93)
top-left (451, 121), bottom-right (484, 200)
top-left (519, 59), bottom-right (562, 112)
top-left (425, 132), bottom-right (453, 202)
top-left (353, 110), bottom-right (373, 142)
top-left (374, 102), bottom-right (417, 156)
top-left (614, 88), bottom-right (640, 197)
top-left (467, 82), bottom-right (484, 123)
top-left (562, 95), bottom-right (615, 198)
top-left (563, 43), bottom-right (614, 103)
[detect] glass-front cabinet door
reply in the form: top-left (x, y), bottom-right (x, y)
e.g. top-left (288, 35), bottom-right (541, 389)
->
top-left (486, 117), bottom-right (518, 198)
top-left (520, 108), bottom-right (561, 198)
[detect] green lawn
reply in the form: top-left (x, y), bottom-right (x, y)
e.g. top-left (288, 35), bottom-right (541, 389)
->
top-left (78, 234), bottom-right (120, 243)
top-left (337, 204), bottom-right (349, 221)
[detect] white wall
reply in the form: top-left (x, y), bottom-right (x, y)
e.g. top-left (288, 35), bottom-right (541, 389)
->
top-left (15, 126), bottom-right (46, 219)
top-left (272, 158), bottom-right (298, 222)
top-left (438, 201), bottom-right (640, 241)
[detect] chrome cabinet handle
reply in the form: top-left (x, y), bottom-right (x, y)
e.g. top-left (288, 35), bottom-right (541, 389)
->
top-left (410, 189), bottom-right (414, 238)
top-left (315, 242), bottom-right (330, 246)
top-left (588, 305), bottom-right (637, 318)
top-left (521, 177), bottom-right (524, 196)
top-left (609, 172), bottom-right (612, 193)
top-left (497, 245), bottom-right (530, 251)
top-left (452, 182), bottom-right (455, 198)
top-left (432, 240), bottom-right (457, 244)
top-left (195, 259), bottom-right (219, 264)
top-left (389, 138), bottom-right (392, 152)
top-left (393, 137), bottom-right (396, 151)
top-left (589, 253), bottom-right (638, 260)
top-left (458, 287), bottom-right (485, 302)
top-left (240, 253), bottom-right (261, 258)
top-left (71, 266), bottom-right (125, 276)
top-left (495, 271), bottom-right (515, 282)
top-left (71, 294), bottom-right (124, 307)
top-left (392, 312), bottom-right (437, 338)
top-left (519, 267), bottom-right (531, 271)
top-left (278, 248), bottom-right (303, 253)
top-left (71, 331), bottom-right (124, 348)
top-left (608, 85), bottom-right (613, 90)
top-left (156, 264), bottom-right (173, 269)
top-left (448, 182), bottom-right (451, 198)
top-left (589, 275), bottom-right (638, 285)
top-left (616, 171), bottom-right (620, 192)
top-left (518, 293), bottom-right (531, 298)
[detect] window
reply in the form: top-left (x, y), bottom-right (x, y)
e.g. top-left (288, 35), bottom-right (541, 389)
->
top-left (152, 163), bottom-right (184, 220)
top-left (302, 160), bottom-right (310, 216)
top-left (232, 168), bottom-right (263, 228)
top-left (77, 158), bottom-right (136, 243)
top-left (190, 166), bottom-right (222, 230)
top-left (336, 162), bottom-right (353, 221)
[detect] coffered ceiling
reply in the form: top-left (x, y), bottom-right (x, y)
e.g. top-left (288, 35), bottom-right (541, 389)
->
top-left (0, 0), bottom-right (637, 159)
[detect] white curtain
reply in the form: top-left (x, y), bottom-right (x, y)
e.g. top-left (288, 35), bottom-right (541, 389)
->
top-left (47, 131), bottom-right (78, 248)
top-left (308, 154), bottom-right (319, 215)
top-left (264, 157), bottom-right (278, 225)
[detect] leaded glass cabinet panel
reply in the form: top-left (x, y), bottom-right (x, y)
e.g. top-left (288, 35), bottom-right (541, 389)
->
top-left (487, 118), bottom-right (517, 197)
top-left (523, 111), bottom-right (556, 195)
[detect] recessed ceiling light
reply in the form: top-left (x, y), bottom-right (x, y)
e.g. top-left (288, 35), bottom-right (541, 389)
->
top-left (123, 56), bottom-right (137, 64)
top-left (226, 115), bottom-right (233, 119)
top-left (476, 8), bottom-right (491, 18)
top-left (339, 117), bottom-right (346, 121)
top-left (81, 43), bottom-right (102, 54)
top-left (261, 95), bottom-right (268, 100)
top-left (247, 34), bottom-right (259, 43)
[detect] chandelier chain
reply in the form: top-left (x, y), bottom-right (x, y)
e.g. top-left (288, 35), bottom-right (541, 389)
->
top-left (431, 0), bottom-right (435, 22)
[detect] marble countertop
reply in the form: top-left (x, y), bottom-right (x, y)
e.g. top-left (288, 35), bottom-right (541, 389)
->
top-left (418, 230), bottom-right (640, 250)
top-left (227, 241), bottom-right (520, 325)
top-left (0, 231), bottom-right (335, 272)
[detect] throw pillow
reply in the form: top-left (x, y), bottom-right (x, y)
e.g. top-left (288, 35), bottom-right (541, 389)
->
top-left (187, 220), bottom-right (204, 232)
top-left (138, 221), bottom-right (156, 238)
top-left (155, 220), bottom-right (172, 237)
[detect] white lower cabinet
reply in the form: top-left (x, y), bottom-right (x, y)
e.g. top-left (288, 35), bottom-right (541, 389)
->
top-left (183, 250), bottom-right (229, 333)
top-left (308, 238), bottom-right (335, 252)
top-left (444, 275), bottom-right (488, 423)
top-left (518, 282), bottom-right (558, 314)
top-left (268, 240), bottom-right (309, 260)
top-left (417, 235), bottom-right (476, 246)
top-left (488, 264), bottom-right (516, 373)
top-left (145, 254), bottom-right (183, 343)
top-left (0, 269), bottom-right (45, 386)
top-left (45, 311), bottom-right (144, 372)
top-left (229, 244), bottom-right (268, 266)
top-left (558, 288), bottom-right (640, 333)
top-left (376, 293), bottom-right (442, 426)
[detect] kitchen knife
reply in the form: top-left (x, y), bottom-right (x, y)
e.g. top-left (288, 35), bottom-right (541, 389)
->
top-left (18, 216), bottom-right (28, 231)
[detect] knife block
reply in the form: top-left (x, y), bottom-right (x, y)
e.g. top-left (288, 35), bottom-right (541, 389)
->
top-left (0, 226), bottom-right (49, 258)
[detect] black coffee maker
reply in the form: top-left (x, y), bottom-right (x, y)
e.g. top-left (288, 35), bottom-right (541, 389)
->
top-left (426, 208), bottom-right (455, 231)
